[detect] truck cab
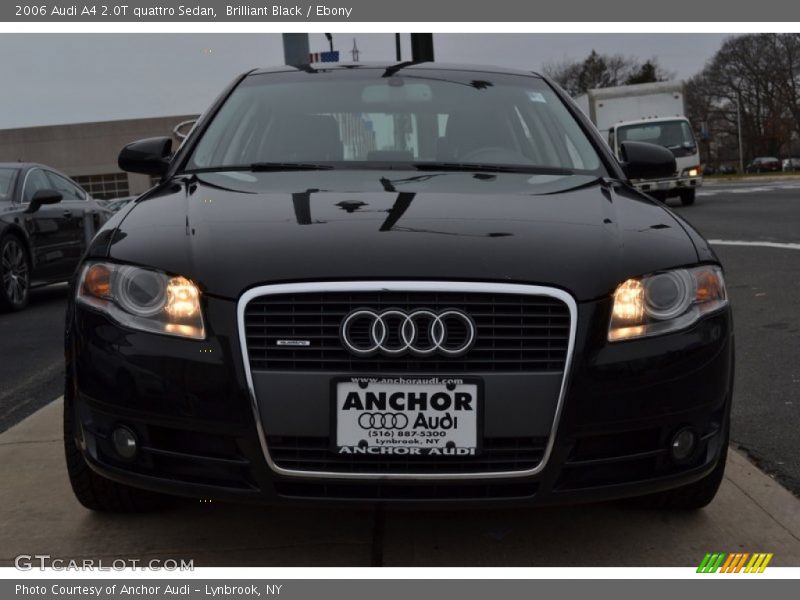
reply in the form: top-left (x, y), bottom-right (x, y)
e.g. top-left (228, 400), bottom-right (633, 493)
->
top-left (574, 81), bottom-right (703, 206)
top-left (609, 116), bottom-right (702, 205)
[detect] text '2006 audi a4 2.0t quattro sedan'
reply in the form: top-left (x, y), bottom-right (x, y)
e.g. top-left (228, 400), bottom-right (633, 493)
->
top-left (64, 63), bottom-right (733, 512)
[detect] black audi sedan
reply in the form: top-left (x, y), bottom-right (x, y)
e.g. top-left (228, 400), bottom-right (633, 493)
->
top-left (64, 63), bottom-right (733, 512)
top-left (0, 163), bottom-right (109, 311)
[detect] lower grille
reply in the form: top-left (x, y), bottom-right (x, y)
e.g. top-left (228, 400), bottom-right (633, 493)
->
top-left (275, 481), bottom-right (539, 501)
top-left (84, 419), bottom-right (257, 491)
top-left (267, 435), bottom-right (547, 474)
top-left (555, 422), bottom-right (722, 491)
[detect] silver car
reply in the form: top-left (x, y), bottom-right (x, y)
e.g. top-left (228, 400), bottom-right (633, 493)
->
top-left (782, 158), bottom-right (800, 172)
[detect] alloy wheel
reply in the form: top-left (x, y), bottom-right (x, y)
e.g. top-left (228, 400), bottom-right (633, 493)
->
top-left (1, 239), bottom-right (29, 306)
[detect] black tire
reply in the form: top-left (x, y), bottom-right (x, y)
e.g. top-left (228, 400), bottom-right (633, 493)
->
top-left (0, 234), bottom-right (31, 312)
top-left (63, 379), bottom-right (174, 512)
top-left (679, 189), bottom-right (696, 206)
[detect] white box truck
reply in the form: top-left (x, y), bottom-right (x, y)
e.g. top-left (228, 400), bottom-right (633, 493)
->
top-left (574, 81), bottom-right (702, 205)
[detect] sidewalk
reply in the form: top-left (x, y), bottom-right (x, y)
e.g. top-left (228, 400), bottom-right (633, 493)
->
top-left (1, 399), bottom-right (799, 567)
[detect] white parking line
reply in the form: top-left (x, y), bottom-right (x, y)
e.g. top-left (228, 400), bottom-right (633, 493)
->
top-left (698, 183), bottom-right (800, 197)
top-left (709, 239), bottom-right (800, 250)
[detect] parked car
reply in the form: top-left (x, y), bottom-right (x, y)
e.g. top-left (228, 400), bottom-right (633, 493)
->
top-left (64, 63), bottom-right (733, 512)
top-left (782, 158), bottom-right (800, 172)
top-left (0, 163), bottom-right (110, 311)
top-left (745, 157), bottom-right (782, 173)
top-left (718, 164), bottom-right (738, 175)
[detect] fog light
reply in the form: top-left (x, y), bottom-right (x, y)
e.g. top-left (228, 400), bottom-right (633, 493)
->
top-left (670, 427), bottom-right (697, 462)
top-left (111, 426), bottom-right (138, 460)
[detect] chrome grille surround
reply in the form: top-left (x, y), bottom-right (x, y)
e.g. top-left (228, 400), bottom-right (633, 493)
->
top-left (237, 281), bottom-right (578, 480)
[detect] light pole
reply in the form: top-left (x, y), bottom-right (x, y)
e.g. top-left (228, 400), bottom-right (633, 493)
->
top-left (737, 90), bottom-right (744, 174)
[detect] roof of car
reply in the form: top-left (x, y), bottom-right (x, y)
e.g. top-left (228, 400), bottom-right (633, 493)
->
top-left (248, 62), bottom-right (544, 79)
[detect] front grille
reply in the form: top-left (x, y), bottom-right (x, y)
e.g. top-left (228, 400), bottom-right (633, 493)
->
top-left (244, 290), bottom-right (570, 372)
top-left (267, 435), bottom-right (547, 474)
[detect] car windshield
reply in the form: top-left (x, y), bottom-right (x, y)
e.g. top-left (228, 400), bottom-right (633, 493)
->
top-left (617, 119), bottom-right (697, 157)
top-left (186, 70), bottom-right (604, 174)
top-left (0, 168), bottom-right (18, 200)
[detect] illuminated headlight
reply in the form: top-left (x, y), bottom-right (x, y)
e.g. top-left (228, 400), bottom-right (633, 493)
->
top-left (683, 166), bottom-right (701, 177)
top-left (608, 266), bottom-right (727, 342)
top-left (77, 262), bottom-right (205, 339)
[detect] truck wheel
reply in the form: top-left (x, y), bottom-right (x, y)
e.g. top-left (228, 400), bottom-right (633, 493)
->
top-left (64, 377), bottom-right (175, 512)
top-left (679, 189), bottom-right (696, 206)
top-left (0, 234), bottom-right (30, 312)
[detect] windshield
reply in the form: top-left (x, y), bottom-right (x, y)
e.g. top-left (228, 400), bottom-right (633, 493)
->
top-left (0, 168), bottom-right (18, 200)
top-left (186, 70), bottom-right (603, 174)
top-left (616, 119), bottom-right (697, 157)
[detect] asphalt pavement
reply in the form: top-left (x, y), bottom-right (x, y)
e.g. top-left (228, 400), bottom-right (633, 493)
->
top-left (0, 284), bottom-right (67, 433)
top-left (669, 181), bottom-right (800, 494)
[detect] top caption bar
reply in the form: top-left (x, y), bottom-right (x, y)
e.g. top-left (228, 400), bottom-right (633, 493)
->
top-left (5, 0), bottom-right (800, 21)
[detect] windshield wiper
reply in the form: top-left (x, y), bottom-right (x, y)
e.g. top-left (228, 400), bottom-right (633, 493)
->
top-left (411, 162), bottom-right (573, 176)
top-left (186, 162), bottom-right (334, 174)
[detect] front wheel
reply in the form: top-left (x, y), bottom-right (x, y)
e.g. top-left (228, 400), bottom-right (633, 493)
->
top-left (679, 189), bottom-right (696, 206)
top-left (0, 234), bottom-right (30, 312)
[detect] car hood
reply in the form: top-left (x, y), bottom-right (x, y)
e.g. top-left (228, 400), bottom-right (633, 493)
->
top-left (101, 170), bottom-right (700, 302)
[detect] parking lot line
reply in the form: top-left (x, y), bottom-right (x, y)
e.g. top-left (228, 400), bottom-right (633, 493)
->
top-left (709, 240), bottom-right (800, 251)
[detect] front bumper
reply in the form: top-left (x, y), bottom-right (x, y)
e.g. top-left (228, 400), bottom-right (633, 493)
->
top-left (634, 176), bottom-right (702, 196)
top-left (66, 293), bottom-right (734, 506)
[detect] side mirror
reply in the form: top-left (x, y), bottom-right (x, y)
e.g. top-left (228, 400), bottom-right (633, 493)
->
top-left (25, 189), bottom-right (63, 213)
top-left (619, 141), bottom-right (677, 181)
top-left (118, 137), bottom-right (173, 176)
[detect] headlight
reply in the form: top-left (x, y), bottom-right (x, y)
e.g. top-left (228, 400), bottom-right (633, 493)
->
top-left (77, 262), bottom-right (205, 339)
top-left (683, 166), bottom-right (701, 177)
top-left (608, 266), bottom-right (727, 342)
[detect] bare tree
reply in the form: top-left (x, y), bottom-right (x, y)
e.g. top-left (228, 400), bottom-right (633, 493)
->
top-left (543, 50), bottom-right (673, 96)
top-left (687, 34), bottom-right (800, 166)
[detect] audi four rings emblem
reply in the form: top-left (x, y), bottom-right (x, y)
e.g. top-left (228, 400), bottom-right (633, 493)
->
top-left (340, 308), bottom-right (476, 357)
top-left (358, 412), bottom-right (409, 430)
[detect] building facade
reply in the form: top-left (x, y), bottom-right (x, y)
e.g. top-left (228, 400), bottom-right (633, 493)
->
top-left (0, 115), bottom-right (198, 199)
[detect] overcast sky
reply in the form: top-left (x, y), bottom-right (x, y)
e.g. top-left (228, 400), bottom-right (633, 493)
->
top-left (0, 33), bottom-right (733, 129)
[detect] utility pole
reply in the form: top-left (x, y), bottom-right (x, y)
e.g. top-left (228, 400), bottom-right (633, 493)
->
top-left (736, 90), bottom-right (744, 174)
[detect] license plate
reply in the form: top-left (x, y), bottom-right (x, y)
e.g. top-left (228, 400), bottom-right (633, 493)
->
top-left (334, 377), bottom-right (479, 457)
top-left (657, 181), bottom-right (671, 190)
